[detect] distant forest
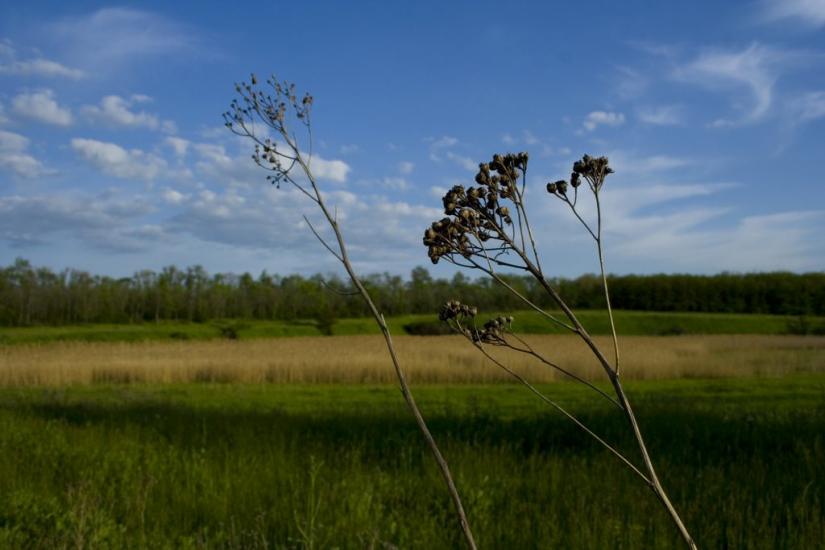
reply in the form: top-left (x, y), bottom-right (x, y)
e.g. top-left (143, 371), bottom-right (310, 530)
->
top-left (1, 258), bottom-right (823, 326)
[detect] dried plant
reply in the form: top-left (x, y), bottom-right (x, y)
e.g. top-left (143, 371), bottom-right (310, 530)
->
top-left (224, 76), bottom-right (477, 549)
top-left (425, 153), bottom-right (697, 548)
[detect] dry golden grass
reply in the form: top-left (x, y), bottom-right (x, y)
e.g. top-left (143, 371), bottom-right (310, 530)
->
top-left (1, 334), bottom-right (824, 387)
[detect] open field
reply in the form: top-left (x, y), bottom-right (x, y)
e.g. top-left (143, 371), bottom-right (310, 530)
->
top-left (0, 377), bottom-right (823, 548)
top-left (1, 334), bottom-right (824, 386)
top-left (1, 309), bottom-right (822, 345)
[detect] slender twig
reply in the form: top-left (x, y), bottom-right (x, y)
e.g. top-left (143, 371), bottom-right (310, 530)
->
top-left (303, 215), bottom-right (343, 262)
top-left (595, 193), bottom-right (621, 375)
top-left (457, 326), bottom-right (650, 485)
top-left (227, 77), bottom-right (477, 549)
top-left (504, 332), bottom-right (621, 409)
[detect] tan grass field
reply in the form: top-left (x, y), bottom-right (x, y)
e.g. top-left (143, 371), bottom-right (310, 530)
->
top-left (1, 334), bottom-right (824, 386)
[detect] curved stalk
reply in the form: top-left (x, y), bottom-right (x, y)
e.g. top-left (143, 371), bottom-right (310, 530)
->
top-left (295, 150), bottom-right (478, 550)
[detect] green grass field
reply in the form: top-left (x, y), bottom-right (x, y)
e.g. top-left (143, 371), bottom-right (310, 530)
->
top-left (1, 309), bottom-right (820, 345)
top-left (0, 376), bottom-right (823, 548)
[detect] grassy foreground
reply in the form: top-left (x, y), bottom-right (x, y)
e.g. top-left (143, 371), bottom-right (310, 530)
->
top-left (1, 309), bottom-right (820, 345)
top-left (0, 376), bottom-right (823, 548)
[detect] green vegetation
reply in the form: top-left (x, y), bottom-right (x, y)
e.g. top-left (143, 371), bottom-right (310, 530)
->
top-left (0, 376), bottom-right (822, 548)
top-left (1, 309), bottom-right (821, 345)
top-left (3, 258), bottom-right (824, 328)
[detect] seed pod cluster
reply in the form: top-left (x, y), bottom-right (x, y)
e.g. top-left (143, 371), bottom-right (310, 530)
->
top-left (548, 154), bottom-right (613, 196)
top-left (438, 299), bottom-right (478, 321)
top-left (423, 152), bottom-right (528, 264)
top-left (472, 315), bottom-right (515, 345)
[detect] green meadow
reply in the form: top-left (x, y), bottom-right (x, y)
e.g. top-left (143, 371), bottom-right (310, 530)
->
top-left (0, 376), bottom-right (823, 548)
top-left (1, 309), bottom-right (820, 345)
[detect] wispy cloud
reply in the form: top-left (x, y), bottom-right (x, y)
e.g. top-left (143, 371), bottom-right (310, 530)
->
top-left (0, 42), bottom-right (84, 79)
top-left (12, 89), bottom-right (73, 126)
top-left (787, 91), bottom-right (825, 124)
top-left (581, 111), bottom-right (625, 132)
top-left (398, 161), bottom-right (414, 175)
top-left (0, 192), bottom-right (157, 252)
top-left (0, 129), bottom-right (54, 178)
top-left (638, 105), bottom-right (683, 126)
top-left (82, 95), bottom-right (176, 133)
top-left (165, 137), bottom-right (190, 158)
top-left (427, 135), bottom-right (471, 168)
top-left (614, 66), bottom-right (648, 99)
top-left (445, 151), bottom-right (477, 171)
top-left (339, 144), bottom-right (360, 155)
top-left (605, 151), bottom-right (692, 175)
top-left (672, 43), bottom-right (809, 127)
top-left (45, 8), bottom-right (199, 70)
top-left (192, 140), bottom-right (350, 185)
top-left (757, 0), bottom-right (825, 28)
top-left (71, 138), bottom-right (168, 181)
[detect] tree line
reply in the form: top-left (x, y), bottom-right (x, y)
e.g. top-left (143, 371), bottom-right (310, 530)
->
top-left (0, 258), bottom-right (822, 326)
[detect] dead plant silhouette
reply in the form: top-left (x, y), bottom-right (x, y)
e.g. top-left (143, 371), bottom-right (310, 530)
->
top-left (224, 76), bottom-right (477, 549)
top-left (425, 152), bottom-right (697, 548)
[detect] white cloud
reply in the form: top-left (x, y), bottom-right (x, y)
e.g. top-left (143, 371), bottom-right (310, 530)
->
top-left (161, 188), bottom-right (187, 204)
top-left (0, 129), bottom-right (53, 178)
top-left (535, 169), bottom-right (823, 272)
top-left (430, 186), bottom-right (447, 198)
top-left (502, 133), bottom-right (516, 145)
top-left (582, 111), bottom-right (625, 132)
top-left (12, 89), bottom-right (73, 126)
top-left (638, 105), bottom-right (683, 126)
top-left (0, 58), bottom-right (85, 79)
top-left (339, 144), bottom-right (360, 155)
top-left (614, 66), bottom-right (648, 99)
top-left (382, 177), bottom-right (409, 190)
top-left (672, 43), bottom-right (806, 127)
top-left (0, 192), bottom-right (157, 252)
top-left (308, 155), bottom-right (350, 183)
top-left (0, 43), bottom-right (84, 79)
top-left (192, 141), bottom-right (350, 186)
top-left (758, 0), bottom-right (825, 28)
top-left (605, 151), bottom-right (691, 175)
top-left (46, 8), bottom-right (198, 69)
top-left (398, 161), bottom-right (414, 175)
top-left (428, 135), bottom-right (462, 162)
top-left (788, 91), bottom-right (825, 123)
top-left (611, 205), bottom-right (824, 272)
top-left (445, 151), bottom-right (477, 171)
top-left (71, 138), bottom-right (167, 181)
top-left (431, 136), bottom-right (458, 149)
top-left (522, 130), bottom-right (539, 145)
top-left (165, 136), bottom-right (190, 157)
top-left (82, 95), bottom-right (175, 132)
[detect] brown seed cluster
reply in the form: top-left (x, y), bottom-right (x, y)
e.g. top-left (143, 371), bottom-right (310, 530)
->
top-left (472, 315), bottom-right (514, 345)
top-left (423, 152), bottom-right (528, 264)
top-left (547, 154), bottom-right (613, 197)
top-left (438, 299), bottom-right (477, 321)
top-left (222, 75), bottom-right (315, 188)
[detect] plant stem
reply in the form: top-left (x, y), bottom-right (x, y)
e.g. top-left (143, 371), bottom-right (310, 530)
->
top-left (298, 154), bottom-right (478, 550)
top-left (595, 194), bottom-right (620, 375)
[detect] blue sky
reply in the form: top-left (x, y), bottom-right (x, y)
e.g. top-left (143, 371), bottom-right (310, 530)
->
top-left (1, 1), bottom-right (824, 278)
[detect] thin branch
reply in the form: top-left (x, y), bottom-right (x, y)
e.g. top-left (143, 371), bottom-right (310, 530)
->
top-left (319, 279), bottom-right (360, 296)
top-left (595, 192), bottom-right (620, 375)
top-left (504, 332), bottom-right (622, 409)
top-left (465, 335), bottom-right (651, 485)
top-left (304, 215), bottom-right (343, 262)
top-left (465, 257), bottom-right (576, 333)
